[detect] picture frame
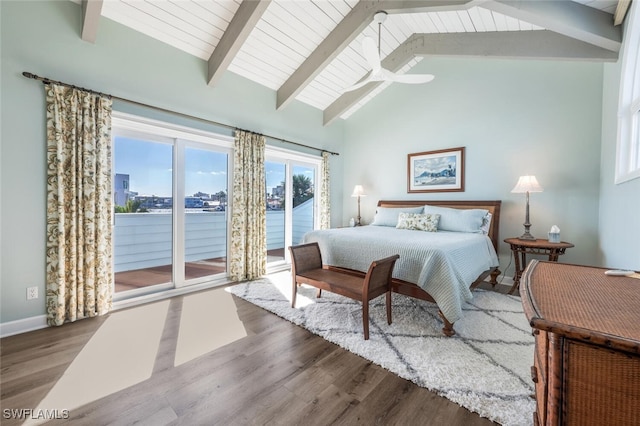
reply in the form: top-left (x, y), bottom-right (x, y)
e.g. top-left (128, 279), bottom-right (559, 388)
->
top-left (407, 147), bottom-right (465, 193)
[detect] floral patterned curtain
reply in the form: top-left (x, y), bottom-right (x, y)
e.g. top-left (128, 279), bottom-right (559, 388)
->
top-left (230, 130), bottom-right (266, 281)
top-left (319, 151), bottom-right (331, 229)
top-left (45, 84), bottom-right (113, 326)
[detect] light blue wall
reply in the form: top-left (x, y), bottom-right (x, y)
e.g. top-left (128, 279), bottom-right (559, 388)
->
top-left (598, 17), bottom-right (640, 271)
top-left (342, 57), bottom-right (604, 277)
top-left (2, 0), bottom-right (636, 327)
top-left (0, 0), bottom-right (344, 323)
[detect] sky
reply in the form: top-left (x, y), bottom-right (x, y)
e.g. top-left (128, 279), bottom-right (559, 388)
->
top-left (115, 136), bottom-right (307, 197)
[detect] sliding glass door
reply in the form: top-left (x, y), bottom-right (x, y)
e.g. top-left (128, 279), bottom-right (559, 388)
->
top-left (113, 136), bottom-right (174, 293)
top-left (291, 164), bottom-right (315, 246)
top-left (112, 114), bottom-right (232, 298)
top-left (265, 149), bottom-right (321, 268)
top-left (265, 161), bottom-right (286, 263)
top-left (179, 144), bottom-right (229, 287)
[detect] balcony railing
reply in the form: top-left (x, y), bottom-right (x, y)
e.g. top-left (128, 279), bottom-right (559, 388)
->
top-left (114, 200), bottom-right (313, 275)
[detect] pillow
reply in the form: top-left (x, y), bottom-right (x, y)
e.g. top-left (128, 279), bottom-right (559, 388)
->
top-left (480, 212), bottom-right (493, 235)
top-left (396, 213), bottom-right (440, 232)
top-left (422, 205), bottom-right (489, 233)
top-left (370, 206), bottom-right (424, 227)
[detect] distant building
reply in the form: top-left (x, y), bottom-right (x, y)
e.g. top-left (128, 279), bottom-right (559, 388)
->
top-left (114, 174), bottom-right (130, 206)
top-left (272, 184), bottom-right (285, 198)
top-left (185, 197), bottom-right (204, 208)
top-left (132, 195), bottom-right (207, 209)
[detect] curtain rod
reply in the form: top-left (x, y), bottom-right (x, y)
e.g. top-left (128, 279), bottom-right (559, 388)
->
top-left (22, 71), bottom-right (339, 156)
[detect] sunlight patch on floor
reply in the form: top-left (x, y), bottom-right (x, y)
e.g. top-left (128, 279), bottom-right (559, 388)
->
top-left (269, 271), bottom-right (316, 308)
top-left (25, 301), bottom-right (170, 425)
top-left (174, 287), bottom-right (248, 366)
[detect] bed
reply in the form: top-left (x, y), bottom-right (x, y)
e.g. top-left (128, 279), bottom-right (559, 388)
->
top-left (301, 200), bottom-right (502, 336)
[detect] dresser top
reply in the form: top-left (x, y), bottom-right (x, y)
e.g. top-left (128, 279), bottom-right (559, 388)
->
top-left (520, 260), bottom-right (640, 353)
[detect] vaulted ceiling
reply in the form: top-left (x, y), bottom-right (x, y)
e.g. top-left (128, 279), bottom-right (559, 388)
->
top-left (78, 0), bottom-right (629, 126)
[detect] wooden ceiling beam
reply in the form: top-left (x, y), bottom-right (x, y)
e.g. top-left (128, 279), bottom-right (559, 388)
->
top-left (614, 0), bottom-right (631, 26)
top-left (207, 0), bottom-right (271, 87)
top-left (276, 0), bottom-right (477, 111)
top-left (323, 30), bottom-right (618, 126)
top-left (481, 0), bottom-right (621, 52)
top-left (81, 0), bottom-right (103, 43)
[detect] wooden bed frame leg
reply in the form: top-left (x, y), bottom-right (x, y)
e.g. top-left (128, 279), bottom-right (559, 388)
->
top-left (438, 310), bottom-right (456, 337)
top-left (489, 268), bottom-right (501, 287)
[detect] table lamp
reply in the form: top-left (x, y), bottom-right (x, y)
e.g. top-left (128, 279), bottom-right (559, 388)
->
top-left (511, 176), bottom-right (543, 240)
top-left (351, 185), bottom-right (366, 226)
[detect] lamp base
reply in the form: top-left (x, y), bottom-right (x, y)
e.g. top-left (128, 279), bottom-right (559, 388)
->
top-left (518, 232), bottom-right (536, 240)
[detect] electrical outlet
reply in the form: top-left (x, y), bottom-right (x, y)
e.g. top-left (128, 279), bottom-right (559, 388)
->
top-left (27, 287), bottom-right (38, 300)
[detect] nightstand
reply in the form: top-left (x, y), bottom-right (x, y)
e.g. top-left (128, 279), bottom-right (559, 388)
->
top-left (504, 237), bottom-right (574, 294)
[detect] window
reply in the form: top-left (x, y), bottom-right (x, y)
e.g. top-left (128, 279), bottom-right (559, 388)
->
top-left (265, 147), bottom-right (321, 268)
top-left (112, 112), bottom-right (232, 298)
top-left (615, 1), bottom-right (640, 183)
top-left (111, 112), bottom-right (325, 294)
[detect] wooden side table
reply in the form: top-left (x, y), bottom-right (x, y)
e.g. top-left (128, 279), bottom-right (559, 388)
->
top-left (504, 237), bottom-right (574, 294)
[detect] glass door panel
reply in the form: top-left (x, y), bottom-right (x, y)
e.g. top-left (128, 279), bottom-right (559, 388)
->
top-left (292, 165), bottom-right (315, 245)
top-left (265, 161), bottom-right (286, 262)
top-left (113, 136), bottom-right (173, 294)
top-left (183, 147), bottom-right (228, 281)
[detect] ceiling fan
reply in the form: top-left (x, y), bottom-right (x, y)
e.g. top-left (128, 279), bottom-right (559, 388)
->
top-left (343, 11), bottom-right (434, 93)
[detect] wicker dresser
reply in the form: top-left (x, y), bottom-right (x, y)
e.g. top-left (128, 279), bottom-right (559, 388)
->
top-left (520, 260), bottom-right (640, 426)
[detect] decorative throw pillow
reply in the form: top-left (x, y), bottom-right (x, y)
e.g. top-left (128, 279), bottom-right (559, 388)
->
top-left (480, 212), bottom-right (493, 235)
top-left (396, 213), bottom-right (440, 232)
top-left (370, 206), bottom-right (424, 227)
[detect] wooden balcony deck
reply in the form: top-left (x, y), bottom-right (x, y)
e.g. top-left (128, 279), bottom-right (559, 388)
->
top-left (114, 249), bottom-right (285, 293)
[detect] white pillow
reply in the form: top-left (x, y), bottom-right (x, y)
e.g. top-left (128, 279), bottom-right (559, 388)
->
top-left (422, 205), bottom-right (489, 233)
top-left (370, 206), bottom-right (424, 227)
top-left (396, 213), bottom-right (440, 232)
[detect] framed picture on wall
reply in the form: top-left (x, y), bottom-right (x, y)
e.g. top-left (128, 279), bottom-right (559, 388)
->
top-left (407, 147), bottom-right (465, 193)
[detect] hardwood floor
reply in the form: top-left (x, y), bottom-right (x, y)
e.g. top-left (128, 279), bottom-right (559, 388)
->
top-left (1, 281), bottom-right (506, 425)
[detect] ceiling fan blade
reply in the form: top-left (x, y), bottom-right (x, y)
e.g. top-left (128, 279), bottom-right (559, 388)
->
top-left (387, 72), bottom-right (435, 84)
top-left (361, 37), bottom-right (381, 74)
top-left (342, 74), bottom-right (375, 92)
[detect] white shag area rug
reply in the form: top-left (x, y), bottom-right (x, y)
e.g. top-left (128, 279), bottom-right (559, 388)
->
top-left (226, 271), bottom-right (535, 426)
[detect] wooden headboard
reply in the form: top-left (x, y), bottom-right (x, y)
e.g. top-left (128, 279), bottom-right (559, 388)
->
top-left (377, 200), bottom-right (502, 252)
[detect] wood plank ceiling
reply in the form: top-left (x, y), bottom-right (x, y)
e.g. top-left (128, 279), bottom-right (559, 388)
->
top-left (78, 0), bottom-right (627, 126)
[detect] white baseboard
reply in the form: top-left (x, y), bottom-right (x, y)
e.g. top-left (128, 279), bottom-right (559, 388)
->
top-left (0, 315), bottom-right (48, 338)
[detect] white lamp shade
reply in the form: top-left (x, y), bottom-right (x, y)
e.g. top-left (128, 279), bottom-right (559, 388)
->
top-left (511, 176), bottom-right (543, 193)
top-left (351, 185), bottom-right (366, 197)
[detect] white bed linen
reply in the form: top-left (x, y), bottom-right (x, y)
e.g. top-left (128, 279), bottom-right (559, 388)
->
top-left (301, 226), bottom-right (499, 323)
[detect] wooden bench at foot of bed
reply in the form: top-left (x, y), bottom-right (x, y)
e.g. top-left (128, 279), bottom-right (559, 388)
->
top-left (289, 242), bottom-right (400, 340)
